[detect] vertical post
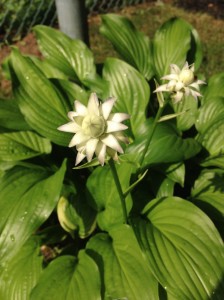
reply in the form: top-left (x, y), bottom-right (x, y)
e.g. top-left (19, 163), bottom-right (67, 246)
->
top-left (55, 0), bottom-right (89, 45)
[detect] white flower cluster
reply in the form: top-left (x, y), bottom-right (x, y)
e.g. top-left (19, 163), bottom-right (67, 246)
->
top-left (58, 93), bottom-right (129, 166)
top-left (154, 62), bottom-right (205, 103)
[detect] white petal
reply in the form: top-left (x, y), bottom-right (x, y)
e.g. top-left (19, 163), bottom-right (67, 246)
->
top-left (114, 133), bottom-right (129, 144)
top-left (68, 111), bottom-right (78, 120)
top-left (182, 62), bottom-right (189, 70)
top-left (162, 74), bottom-right (179, 81)
top-left (57, 121), bottom-right (80, 133)
top-left (106, 121), bottom-right (128, 133)
top-left (190, 90), bottom-right (202, 100)
top-left (101, 134), bottom-right (123, 153)
top-left (75, 152), bottom-right (86, 165)
top-left (101, 97), bottom-right (116, 120)
top-left (68, 132), bottom-right (89, 147)
top-left (95, 142), bottom-right (106, 165)
top-left (170, 64), bottom-right (180, 74)
top-left (74, 100), bottom-right (87, 116)
top-left (109, 113), bottom-right (130, 123)
top-left (154, 84), bottom-right (168, 93)
top-left (87, 93), bottom-right (100, 115)
top-left (106, 147), bottom-right (118, 161)
top-left (86, 138), bottom-right (99, 162)
top-left (172, 91), bottom-right (183, 103)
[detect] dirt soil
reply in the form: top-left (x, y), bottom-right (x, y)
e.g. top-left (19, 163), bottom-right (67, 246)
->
top-left (0, 0), bottom-right (223, 97)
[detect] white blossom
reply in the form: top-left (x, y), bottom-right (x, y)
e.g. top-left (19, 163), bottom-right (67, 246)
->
top-left (58, 93), bottom-right (130, 166)
top-left (154, 62), bottom-right (205, 103)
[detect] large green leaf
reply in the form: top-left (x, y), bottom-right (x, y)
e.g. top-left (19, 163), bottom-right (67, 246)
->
top-left (100, 14), bottom-right (154, 80)
top-left (57, 184), bottom-right (97, 238)
top-left (86, 163), bottom-right (133, 231)
top-left (172, 94), bottom-right (198, 131)
top-left (191, 168), bottom-right (224, 235)
top-left (0, 131), bottom-right (51, 161)
top-left (197, 119), bottom-right (224, 168)
top-left (33, 25), bottom-right (96, 83)
top-left (9, 48), bottom-right (71, 146)
top-left (30, 251), bottom-right (101, 300)
top-left (195, 96), bottom-right (224, 135)
top-left (0, 160), bottom-right (66, 265)
top-left (0, 98), bottom-right (30, 131)
top-left (103, 58), bottom-right (150, 136)
top-left (203, 73), bottom-right (224, 104)
top-left (133, 197), bottom-right (224, 299)
top-left (0, 237), bottom-right (43, 300)
top-left (87, 224), bottom-right (159, 299)
top-left (125, 119), bottom-right (201, 169)
top-left (153, 18), bottom-right (191, 77)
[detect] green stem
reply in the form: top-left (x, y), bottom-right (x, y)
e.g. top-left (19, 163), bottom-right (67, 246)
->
top-left (139, 105), bottom-right (165, 167)
top-left (108, 159), bottom-right (128, 224)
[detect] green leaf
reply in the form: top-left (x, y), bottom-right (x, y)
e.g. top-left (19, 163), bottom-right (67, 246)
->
top-left (125, 119), bottom-right (201, 169)
top-left (0, 237), bottom-right (43, 300)
top-left (0, 98), bottom-right (30, 131)
top-left (86, 163), bottom-right (133, 231)
top-left (0, 131), bottom-right (52, 161)
top-left (30, 251), bottom-right (101, 300)
top-left (31, 56), bottom-right (68, 80)
top-left (50, 78), bottom-right (89, 107)
top-left (87, 224), bottom-right (159, 299)
top-left (100, 14), bottom-right (154, 80)
top-left (203, 73), bottom-right (224, 103)
top-left (196, 119), bottom-right (224, 168)
top-left (9, 48), bottom-right (71, 146)
top-left (133, 197), bottom-right (224, 299)
top-left (153, 18), bottom-right (191, 77)
top-left (172, 94), bottom-right (198, 131)
top-left (34, 25), bottom-right (96, 84)
top-left (57, 185), bottom-right (97, 238)
top-left (196, 96), bottom-right (224, 135)
top-left (0, 160), bottom-right (66, 264)
top-left (191, 169), bottom-right (224, 234)
top-left (103, 58), bottom-right (150, 136)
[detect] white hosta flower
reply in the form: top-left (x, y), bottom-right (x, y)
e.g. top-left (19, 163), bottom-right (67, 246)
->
top-left (58, 93), bottom-right (130, 166)
top-left (154, 62), bottom-right (205, 103)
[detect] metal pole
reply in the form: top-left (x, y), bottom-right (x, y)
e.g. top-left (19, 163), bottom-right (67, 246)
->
top-left (55, 0), bottom-right (89, 45)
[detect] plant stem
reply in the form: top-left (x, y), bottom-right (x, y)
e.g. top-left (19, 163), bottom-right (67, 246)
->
top-left (139, 105), bottom-right (165, 167)
top-left (108, 159), bottom-right (128, 224)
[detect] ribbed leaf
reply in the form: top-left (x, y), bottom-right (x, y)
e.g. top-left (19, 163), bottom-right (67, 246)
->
top-left (196, 96), bottom-right (224, 134)
top-left (203, 73), bottom-right (224, 103)
top-left (57, 184), bottom-right (96, 238)
top-left (0, 237), bottom-right (43, 300)
top-left (172, 94), bottom-right (198, 131)
top-left (191, 169), bottom-right (224, 233)
top-left (0, 98), bottom-right (30, 131)
top-left (100, 14), bottom-right (154, 80)
top-left (197, 119), bottom-right (224, 168)
top-left (50, 79), bottom-right (89, 107)
top-left (133, 197), bottom-right (224, 299)
top-left (87, 224), bottom-right (159, 299)
top-left (0, 131), bottom-right (51, 161)
top-left (86, 163), bottom-right (133, 231)
top-left (153, 18), bottom-right (191, 77)
top-left (9, 48), bottom-right (71, 146)
top-left (34, 25), bottom-right (96, 82)
top-left (30, 251), bottom-right (101, 300)
top-left (0, 160), bottom-right (66, 264)
top-left (125, 119), bottom-right (201, 169)
top-left (103, 58), bottom-right (150, 136)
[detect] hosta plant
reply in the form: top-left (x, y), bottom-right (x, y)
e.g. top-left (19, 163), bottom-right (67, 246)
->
top-left (0, 14), bottom-right (224, 300)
